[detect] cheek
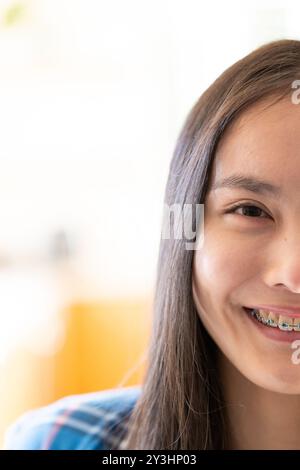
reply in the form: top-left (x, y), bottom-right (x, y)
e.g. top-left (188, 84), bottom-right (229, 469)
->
top-left (192, 243), bottom-right (245, 349)
top-left (192, 235), bottom-right (251, 321)
top-left (194, 240), bottom-right (244, 288)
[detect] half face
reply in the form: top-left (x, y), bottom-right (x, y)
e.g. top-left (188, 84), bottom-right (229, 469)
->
top-left (192, 95), bottom-right (300, 394)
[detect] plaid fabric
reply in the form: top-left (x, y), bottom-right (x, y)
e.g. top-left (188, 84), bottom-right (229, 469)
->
top-left (3, 386), bottom-right (141, 450)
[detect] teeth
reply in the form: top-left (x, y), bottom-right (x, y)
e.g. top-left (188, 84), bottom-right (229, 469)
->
top-left (278, 315), bottom-right (293, 331)
top-left (293, 318), bottom-right (300, 331)
top-left (249, 308), bottom-right (300, 331)
top-left (266, 312), bottom-right (278, 328)
top-left (259, 309), bottom-right (269, 324)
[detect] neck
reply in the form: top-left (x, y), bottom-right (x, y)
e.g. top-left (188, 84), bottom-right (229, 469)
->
top-left (218, 352), bottom-right (300, 450)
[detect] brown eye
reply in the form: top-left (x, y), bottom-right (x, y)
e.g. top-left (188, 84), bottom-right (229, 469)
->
top-left (227, 204), bottom-right (270, 219)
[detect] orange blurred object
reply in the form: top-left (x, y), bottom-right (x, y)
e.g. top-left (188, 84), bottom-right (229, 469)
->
top-left (0, 298), bottom-right (152, 448)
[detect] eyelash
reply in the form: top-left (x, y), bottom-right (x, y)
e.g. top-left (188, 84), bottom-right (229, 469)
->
top-left (225, 203), bottom-right (271, 219)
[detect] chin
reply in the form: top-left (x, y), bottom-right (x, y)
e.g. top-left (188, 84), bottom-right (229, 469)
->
top-left (249, 367), bottom-right (300, 394)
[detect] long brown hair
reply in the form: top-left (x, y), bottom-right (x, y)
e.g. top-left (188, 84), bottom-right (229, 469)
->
top-left (123, 39), bottom-right (300, 449)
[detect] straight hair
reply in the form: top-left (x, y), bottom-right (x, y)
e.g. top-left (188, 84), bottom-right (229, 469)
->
top-left (123, 39), bottom-right (300, 449)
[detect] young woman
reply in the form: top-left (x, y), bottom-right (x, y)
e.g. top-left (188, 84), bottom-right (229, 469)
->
top-left (123, 38), bottom-right (300, 450)
top-left (6, 38), bottom-right (300, 450)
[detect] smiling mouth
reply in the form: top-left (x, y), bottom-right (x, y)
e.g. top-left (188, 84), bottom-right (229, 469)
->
top-left (243, 307), bottom-right (300, 332)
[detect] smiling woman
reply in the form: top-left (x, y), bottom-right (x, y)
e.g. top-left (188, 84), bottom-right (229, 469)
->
top-left (122, 38), bottom-right (300, 450)
top-left (6, 38), bottom-right (300, 451)
top-left (192, 94), bottom-right (300, 426)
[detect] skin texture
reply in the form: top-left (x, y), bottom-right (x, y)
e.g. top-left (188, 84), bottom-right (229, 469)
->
top-left (192, 95), bottom-right (300, 449)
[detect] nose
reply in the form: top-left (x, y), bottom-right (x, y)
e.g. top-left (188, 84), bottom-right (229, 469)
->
top-left (264, 235), bottom-right (300, 294)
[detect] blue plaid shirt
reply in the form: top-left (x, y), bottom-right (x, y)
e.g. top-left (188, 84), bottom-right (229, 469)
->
top-left (4, 386), bottom-right (141, 450)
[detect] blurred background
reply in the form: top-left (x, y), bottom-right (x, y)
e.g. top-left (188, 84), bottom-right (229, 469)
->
top-left (0, 0), bottom-right (298, 447)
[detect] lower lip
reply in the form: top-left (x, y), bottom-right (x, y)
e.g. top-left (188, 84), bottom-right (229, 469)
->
top-left (243, 307), bottom-right (300, 343)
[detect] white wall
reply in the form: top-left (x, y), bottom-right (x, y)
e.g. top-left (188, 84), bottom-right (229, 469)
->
top-left (0, 0), bottom-right (298, 312)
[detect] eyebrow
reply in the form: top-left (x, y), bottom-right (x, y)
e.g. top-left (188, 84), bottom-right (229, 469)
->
top-left (211, 174), bottom-right (281, 197)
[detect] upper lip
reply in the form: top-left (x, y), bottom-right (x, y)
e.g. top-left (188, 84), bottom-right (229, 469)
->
top-left (246, 304), bottom-right (300, 317)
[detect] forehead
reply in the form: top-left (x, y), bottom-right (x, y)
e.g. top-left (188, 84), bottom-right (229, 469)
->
top-left (209, 96), bottom-right (300, 197)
